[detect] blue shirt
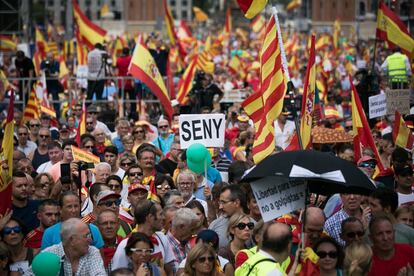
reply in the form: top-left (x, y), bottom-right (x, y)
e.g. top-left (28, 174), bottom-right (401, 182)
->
top-left (152, 134), bottom-right (174, 155)
top-left (112, 136), bottom-right (125, 154)
top-left (194, 178), bottom-right (215, 201)
top-left (41, 222), bottom-right (104, 250)
top-left (207, 166), bottom-right (222, 184)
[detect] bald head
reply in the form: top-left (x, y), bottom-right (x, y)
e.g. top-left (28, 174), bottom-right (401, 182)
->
top-left (306, 207), bottom-right (325, 226)
top-left (305, 207), bottom-right (326, 246)
top-left (262, 222), bottom-right (292, 254)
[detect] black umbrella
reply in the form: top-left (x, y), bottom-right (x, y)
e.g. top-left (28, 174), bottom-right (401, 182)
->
top-left (243, 150), bottom-right (376, 195)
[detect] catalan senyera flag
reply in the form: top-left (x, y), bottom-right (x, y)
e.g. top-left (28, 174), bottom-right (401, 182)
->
top-left (286, 0), bottom-right (301, 12)
top-left (350, 75), bottom-right (385, 172)
top-left (73, 0), bottom-right (107, 50)
top-left (251, 13), bottom-right (288, 164)
top-left (129, 43), bottom-right (173, 119)
top-left (376, 1), bottom-right (414, 57)
top-left (35, 27), bottom-right (48, 59)
top-left (333, 19), bottom-right (340, 50)
top-left (23, 88), bottom-right (41, 123)
top-left (393, 111), bottom-right (414, 150)
top-left (300, 34), bottom-right (316, 149)
top-left (147, 181), bottom-right (160, 203)
top-left (47, 41), bottom-right (59, 57)
top-left (242, 91), bottom-right (263, 130)
top-left (251, 15), bottom-right (266, 33)
top-left (0, 90), bottom-right (14, 214)
top-left (193, 7), bottom-right (209, 22)
top-left (76, 99), bottom-right (86, 146)
top-left (75, 29), bottom-right (88, 65)
top-left (164, 0), bottom-right (177, 46)
top-left (236, 0), bottom-right (268, 19)
top-left (0, 35), bottom-right (16, 52)
top-left (176, 56), bottom-right (198, 105)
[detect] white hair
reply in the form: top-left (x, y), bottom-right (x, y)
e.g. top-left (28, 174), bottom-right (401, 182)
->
top-left (95, 162), bottom-right (111, 171)
top-left (171, 208), bottom-right (198, 229)
top-left (61, 218), bottom-right (83, 244)
top-left (176, 170), bottom-right (196, 185)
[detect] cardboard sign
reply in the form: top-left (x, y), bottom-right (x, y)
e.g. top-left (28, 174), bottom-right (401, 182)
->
top-left (385, 89), bottom-right (410, 115)
top-left (368, 94), bottom-right (387, 119)
top-left (71, 146), bottom-right (100, 165)
top-left (250, 177), bottom-right (306, 222)
top-left (179, 114), bottom-right (225, 149)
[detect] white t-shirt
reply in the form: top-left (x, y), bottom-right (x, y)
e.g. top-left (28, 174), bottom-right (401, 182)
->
top-left (398, 192), bottom-right (414, 206)
top-left (36, 160), bottom-right (53, 174)
top-left (111, 231), bottom-right (174, 271)
top-left (274, 119), bottom-right (295, 150)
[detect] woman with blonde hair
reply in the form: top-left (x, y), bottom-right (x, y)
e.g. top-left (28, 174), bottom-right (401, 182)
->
top-left (343, 242), bottom-right (372, 276)
top-left (218, 213), bottom-right (253, 267)
top-left (32, 173), bottom-right (53, 199)
top-left (230, 131), bottom-right (254, 161)
top-left (183, 242), bottom-right (224, 276)
top-left (394, 205), bottom-right (414, 228)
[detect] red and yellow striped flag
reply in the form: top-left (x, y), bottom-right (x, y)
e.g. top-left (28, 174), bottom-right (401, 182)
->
top-left (300, 34), bottom-right (316, 149)
top-left (251, 14), bottom-right (266, 33)
top-left (237, 0), bottom-right (268, 19)
top-left (147, 181), bottom-right (160, 203)
top-left (35, 27), bottom-right (48, 59)
top-left (393, 111), bottom-right (414, 150)
top-left (75, 29), bottom-right (88, 65)
top-left (333, 19), bottom-right (340, 50)
top-left (23, 88), bottom-right (41, 123)
top-left (129, 43), bottom-right (173, 119)
top-left (33, 52), bottom-right (42, 76)
top-left (176, 56), bottom-right (198, 105)
top-left (251, 13), bottom-right (288, 163)
top-left (376, 1), bottom-right (414, 57)
top-left (47, 41), bottom-right (59, 57)
top-left (0, 35), bottom-right (16, 52)
top-left (242, 91), bottom-right (263, 130)
top-left (0, 90), bottom-right (14, 214)
top-left (59, 55), bottom-right (70, 90)
top-left (351, 75), bottom-right (385, 172)
top-left (76, 99), bottom-right (86, 146)
top-left (164, 0), bottom-right (177, 46)
top-left (73, 0), bottom-right (107, 50)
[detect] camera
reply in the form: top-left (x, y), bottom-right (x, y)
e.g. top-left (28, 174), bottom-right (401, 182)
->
top-left (77, 161), bottom-right (95, 170)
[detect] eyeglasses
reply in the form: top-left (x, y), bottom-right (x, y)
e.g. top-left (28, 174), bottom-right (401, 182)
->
top-left (18, 133), bottom-right (28, 136)
top-left (84, 145), bottom-right (94, 149)
top-left (197, 256), bottom-right (215, 263)
top-left (81, 232), bottom-right (92, 239)
top-left (316, 251), bottom-right (338, 259)
top-left (235, 222), bottom-right (254, 230)
top-left (158, 125), bottom-right (169, 129)
top-left (178, 182), bottom-right (193, 186)
top-left (39, 135), bottom-right (50, 139)
top-left (129, 172), bottom-right (143, 177)
top-left (121, 162), bottom-right (133, 166)
top-left (219, 199), bottom-right (234, 205)
top-left (157, 185), bottom-right (171, 190)
top-left (359, 162), bottom-right (376, 169)
top-left (99, 199), bottom-right (121, 207)
top-left (346, 231), bottom-right (365, 239)
top-left (130, 248), bottom-right (154, 254)
top-left (2, 226), bottom-right (22, 235)
top-left (134, 130), bottom-right (144, 134)
top-left (30, 124), bottom-right (40, 127)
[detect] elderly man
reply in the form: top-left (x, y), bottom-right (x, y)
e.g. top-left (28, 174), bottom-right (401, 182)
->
top-left (112, 118), bottom-right (131, 153)
top-left (94, 162), bottom-right (111, 183)
top-left (304, 207), bottom-right (326, 247)
top-left (16, 125), bottom-right (37, 156)
top-left (176, 170), bottom-right (208, 215)
top-left (35, 218), bottom-right (106, 275)
top-left (153, 118), bottom-right (174, 156)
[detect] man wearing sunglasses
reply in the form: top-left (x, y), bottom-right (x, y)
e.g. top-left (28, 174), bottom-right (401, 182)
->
top-left (357, 155), bottom-right (377, 179)
top-left (394, 165), bottom-right (414, 206)
top-left (340, 217), bottom-right (366, 247)
top-left (28, 127), bottom-right (51, 171)
top-left (153, 118), bottom-right (174, 156)
top-left (16, 125), bottom-right (37, 157)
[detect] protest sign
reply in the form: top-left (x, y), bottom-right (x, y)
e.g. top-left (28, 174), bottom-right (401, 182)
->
top-left (250, 177), bottom-right (306, 222)
top-left (385, 89), bottom-right (410, 115)
top-left (71, 146), bottom-right (100, 165)
top-left (179, 114), bottom-right (225, 149)
top-left (368, 94), bottom-right (387, 119)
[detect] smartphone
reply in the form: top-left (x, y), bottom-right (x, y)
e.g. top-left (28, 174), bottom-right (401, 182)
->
top-left (60, 163), bottom-right (71, 184)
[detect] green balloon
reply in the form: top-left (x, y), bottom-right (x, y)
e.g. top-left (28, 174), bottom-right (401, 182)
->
top-left (32, 252), bottom-right (61, 276)
top-left (187, 143), bottom-right (212, 174)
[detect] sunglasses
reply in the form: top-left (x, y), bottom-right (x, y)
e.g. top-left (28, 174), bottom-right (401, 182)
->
top-left (134, 130), bottom-right (144, 134)
top-left (86, 122), bottom-right (94, 125)
top-left (30, 124), bottom-right (40, 127)
top-left (158, 125), bottom-right (168, 129)
top-left (121, 162), bottom-right (133, 166)
top-left (198, 256), bottom-right (215, 263)
top-left (235, 222), bottom-right (254, 230)
top-left (316, 251), bottom-right (338, 259)
top-left (2, 226), bottom-right (22, 235)
top-left (99, 199), bottom-right (121, 207)
top-left (84, 145), bottom-right (94, 149)
top-left (346, 231), bottom-right (364, 239)
top-left (129, 172), bottom-right (143, 177)
top-left (359, 162), bottom-right (376, 169)
top-left (130, 248), bottom-right (154, 254)
top-left (18, 133), bottom-right (28, 136)
top-left (39, 135), bottom-right (50, 139)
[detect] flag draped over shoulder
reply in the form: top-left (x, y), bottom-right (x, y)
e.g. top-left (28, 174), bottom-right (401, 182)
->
top-left (236, 0), bottom-right (268, 19)
top-left (376, 1), bottom-right (414, 57)
top-left (300, 34), bottom-right (316, 149)
top-left (248, 11), bottom-right (288, 164)
top-left (350, 75), bottom-right (385, 172)
top-left (72, 0), bottom-right (107, 50)
top-left (0, 90), bottom-right (14, 214)
top-left (393, 111), bottom-right (414, 150)
top-left (129, 44), bottom-right (173, 119)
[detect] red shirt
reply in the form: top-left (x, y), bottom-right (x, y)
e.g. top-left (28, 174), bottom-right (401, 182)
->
top-left (25, 228), bottom-right (43, 249)
top-left (369, 243), bottom-right (414, 276)
top-left (116, 55), bottom-right (132, 89)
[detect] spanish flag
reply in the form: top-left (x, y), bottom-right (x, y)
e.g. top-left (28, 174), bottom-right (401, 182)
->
top-left (376, 1), bottom-right (414, 57)
top-left (129, 43), bottom-right (173, 119)
top-left (300, 34), bottom-right (316, 149)
top-left (0, 90), bottom-right (14, 214)
top-left (393, 111), bottom-right (414, 150)
top-left (73, 0), bottom-right (107, 50)
top-left (35, 27), bottom-right (48, 59)
top-left (236, 0), bottom-right (267, 19)
top-left (0, 35), bottom-right (16, 52)
top-left (350, 75), bottom-right (385, 172)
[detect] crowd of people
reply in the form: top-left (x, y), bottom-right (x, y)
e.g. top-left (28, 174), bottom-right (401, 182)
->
top-left (0, 7), bottom-right (414, 276)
